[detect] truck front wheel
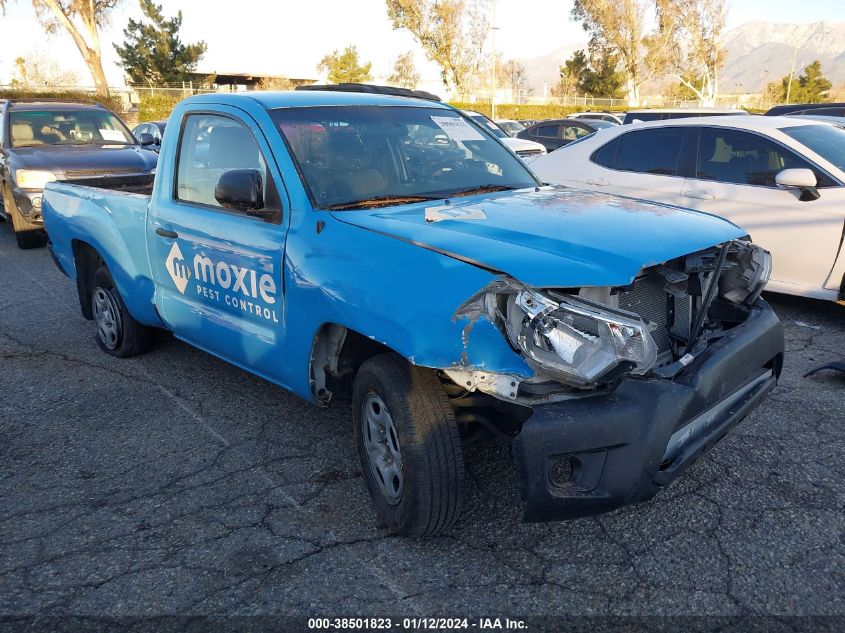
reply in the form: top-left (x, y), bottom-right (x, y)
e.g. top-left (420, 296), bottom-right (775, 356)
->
top-left (91, 265), bottom-right (154, 357)
top-left (353, 353), bottom-right (465, 537)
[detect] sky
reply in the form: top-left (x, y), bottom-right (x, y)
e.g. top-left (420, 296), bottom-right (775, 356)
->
top-left (0, 0), bottom-right (843, 90)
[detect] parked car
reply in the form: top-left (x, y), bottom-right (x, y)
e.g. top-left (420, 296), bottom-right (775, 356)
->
top-left (462, 110), bottom-right (547, 159)
top-left (43, 89), bottom-right (783, 536)
top-left (766, 103), bottom-right (845, 117)
top-left (495, 119), bottom-right (526, 137)
top-left (517, 118), bottom-right (615, 152)
top-left (0, 99), bottom-right (157, 248)
top-left (622, 108), bottom-right (749, 125)
top-left (132, 120), bottom-right (166, 152)
top-left (530, 116), bottom-right (845, 304)
top-left (569, 111), bottom-right (623, 125)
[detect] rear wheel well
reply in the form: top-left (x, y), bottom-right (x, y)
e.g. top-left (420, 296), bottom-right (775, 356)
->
top-left (72, 240), bottom-right (102, 320)
top-left (309, 324), bottom-right (393, 402)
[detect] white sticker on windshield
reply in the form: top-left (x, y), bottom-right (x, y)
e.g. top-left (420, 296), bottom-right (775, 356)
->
top-left (430, 116), bottom-right (485, 142)
top-left (99, 129), bottom-right (125, 142)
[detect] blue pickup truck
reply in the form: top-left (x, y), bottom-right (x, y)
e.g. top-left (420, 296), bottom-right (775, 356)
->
top-left (42, 89), bottom-right (784, 536)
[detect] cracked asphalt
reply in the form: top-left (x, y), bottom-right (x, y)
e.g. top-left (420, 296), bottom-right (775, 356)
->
top-left (0, 225), bottom-right (843, 622)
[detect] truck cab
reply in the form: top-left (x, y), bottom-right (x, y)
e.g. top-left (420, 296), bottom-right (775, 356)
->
top-left (42, 89), bottom-right (784, 536)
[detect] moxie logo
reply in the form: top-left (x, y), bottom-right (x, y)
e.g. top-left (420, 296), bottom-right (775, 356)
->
top-left (165, 242), bottom-right (191, 294)
top-left (165, 241), bottom-right (276, 305)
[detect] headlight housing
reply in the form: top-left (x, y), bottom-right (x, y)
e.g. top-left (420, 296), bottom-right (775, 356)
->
top-left (15, 169), bottom-right (57, 190)
top-left (508, 289), bottom-right (658, 387)
top-left (719, 242), bottom-right (772, 305)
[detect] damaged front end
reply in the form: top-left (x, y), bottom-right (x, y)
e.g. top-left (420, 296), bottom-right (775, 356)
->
top-left (450, 239), bottom-right (773, 400)
top-left (447, 238), bottom-right (783, 522)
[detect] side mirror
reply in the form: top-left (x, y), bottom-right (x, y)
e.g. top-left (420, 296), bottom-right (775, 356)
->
top-left (214, 169), bottom-right (264, 213)
top-left (775, 168), bottom-right (820, 201)
top-left (138, 132), bottom-right (155, 146)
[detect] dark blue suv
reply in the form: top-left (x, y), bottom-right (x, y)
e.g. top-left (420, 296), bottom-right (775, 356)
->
top-left (0, 100), bottom-right (157, 248)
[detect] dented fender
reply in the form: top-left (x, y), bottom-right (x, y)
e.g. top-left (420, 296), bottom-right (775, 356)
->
top-left (280, 211), bottom-right (534, 403)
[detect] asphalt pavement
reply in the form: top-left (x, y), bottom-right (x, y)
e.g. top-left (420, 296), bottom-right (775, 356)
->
top-left (1, 225), bottom-right (843, 624)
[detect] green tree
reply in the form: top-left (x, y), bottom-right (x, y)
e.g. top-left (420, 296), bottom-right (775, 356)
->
top-left (317, 45), bottom-right (372, 84)
top-left (571, 0), bottom-right (674, 106)
top-left (387, 51), bottom-right (420, 89)
top-left (556, 48), bottom-right (623, 99)
top-left (775, 60), bottom-right (833, 103)
top-left (385, 0), bottom-right (490, 99)
top-left (797, 60), bottom-right (832, 103)
top-left (580, 49), bottom-right (624, 98)
top-left (114, 0), bottom-right (207, 85)
top-left (1, 0), bottom-right (119, 95)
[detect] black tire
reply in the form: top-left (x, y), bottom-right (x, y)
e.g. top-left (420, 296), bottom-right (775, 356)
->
top-left (91, 265), bottom-right (154, 357)
top-left (353, 353), bottom-right (464, 537)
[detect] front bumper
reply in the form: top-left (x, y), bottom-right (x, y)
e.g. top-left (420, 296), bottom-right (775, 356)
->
top-left (513, 299), bottom-right (784, 522)
top-left (10, 187), bottom-right (45, 228)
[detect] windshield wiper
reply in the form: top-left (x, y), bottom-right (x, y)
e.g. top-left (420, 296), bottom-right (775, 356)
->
top-left (325, 194), bottom-right (442, 211)
top-left (446, 184), bottom-right (519, 198)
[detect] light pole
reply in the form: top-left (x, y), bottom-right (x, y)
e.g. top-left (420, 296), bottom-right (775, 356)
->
top-left (489, 0), bottom-right (498, 119)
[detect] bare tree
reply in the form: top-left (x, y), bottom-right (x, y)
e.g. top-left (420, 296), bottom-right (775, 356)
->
top-left (1, 0), bottom-right (119, 95)
top-left (665, 0), bottom-right (726, 106)
top-left (571, 0), bottom-right (673, 106)
top-left (11, 50), bottom-right (80, 87)
top-left (501, 59), bottom-right (532, 101)
top-left (385, 0), bottom-right (490, 99)
top-left (387, 51), bottom-right (420, 89)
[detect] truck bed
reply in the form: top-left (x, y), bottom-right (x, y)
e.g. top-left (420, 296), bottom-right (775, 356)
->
top-left (42, 178), bottom-right (161, 328)
top-left (57, 173), bottom-right (156, 196)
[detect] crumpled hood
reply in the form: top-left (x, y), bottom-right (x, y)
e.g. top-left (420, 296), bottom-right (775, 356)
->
top-left (332, 186), bottom-right (746, 288)
top-left (12, 144), bottom-right (157, 174)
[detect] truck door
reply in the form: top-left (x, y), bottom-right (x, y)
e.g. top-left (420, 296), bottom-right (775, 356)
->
top-left (149, 107), bottom-right (289, 381)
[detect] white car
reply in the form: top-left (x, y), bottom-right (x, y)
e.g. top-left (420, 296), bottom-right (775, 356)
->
top-left (462, 111), bottom-right (547, 159)
top-left (495, 118), bottom-right (527, 137)
top-left (529, 116), bottom-right (845, 303)
top-left (569, 112), bottom-right (623, 125)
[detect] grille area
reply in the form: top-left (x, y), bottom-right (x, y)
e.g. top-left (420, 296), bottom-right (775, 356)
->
top-left (64, 168), bottom-right (142, 179)
top-left (516, 149), bottom-right (543, 157)
top-left (617, 275), bottom-right (692, 354)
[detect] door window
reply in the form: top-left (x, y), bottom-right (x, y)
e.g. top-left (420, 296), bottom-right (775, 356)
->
top-left (559, 125), bottom-right (591, 142)
top-left (593, 128), bottom-right (684, 175)
top-left (695, 127), bottom-right (819, 187)
top-left (176, 113), bottom-right (279, 220)
top-left (536, 125), bottom-right (559, 138)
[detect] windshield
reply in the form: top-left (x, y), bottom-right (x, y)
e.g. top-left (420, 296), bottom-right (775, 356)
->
top-left (466, 113), bottom-right (508, 139)
top-left (10, 109), bottom-right (135, 147)
top-left (498, 121), bottom-right (524, 136)
top-left (780, 124), bottom-right (845, 172)
top-left (272, 106), bottom-right (539, 210)
top-left (586, 120), bottom-right (616, 129)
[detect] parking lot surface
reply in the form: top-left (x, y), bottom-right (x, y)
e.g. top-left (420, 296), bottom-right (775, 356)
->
top-left (1, 226), bottom-right (843, 620)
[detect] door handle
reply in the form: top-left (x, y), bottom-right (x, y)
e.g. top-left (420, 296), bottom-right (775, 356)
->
top-left (155, 227), bottom-right (178, 239)
top-left (684, 190), bottom-right (716, 200)
top-left (586, 178), bottom-right (609, 186)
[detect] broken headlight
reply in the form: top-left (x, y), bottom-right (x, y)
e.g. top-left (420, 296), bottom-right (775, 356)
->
top-left (720, 242), bottom-right (772, 305)
top-left (508, 290), bottom-right (658, 387)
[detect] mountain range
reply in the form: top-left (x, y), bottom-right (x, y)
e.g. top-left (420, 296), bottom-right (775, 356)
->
top-left (519, 20), bottom-right (845, 96)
